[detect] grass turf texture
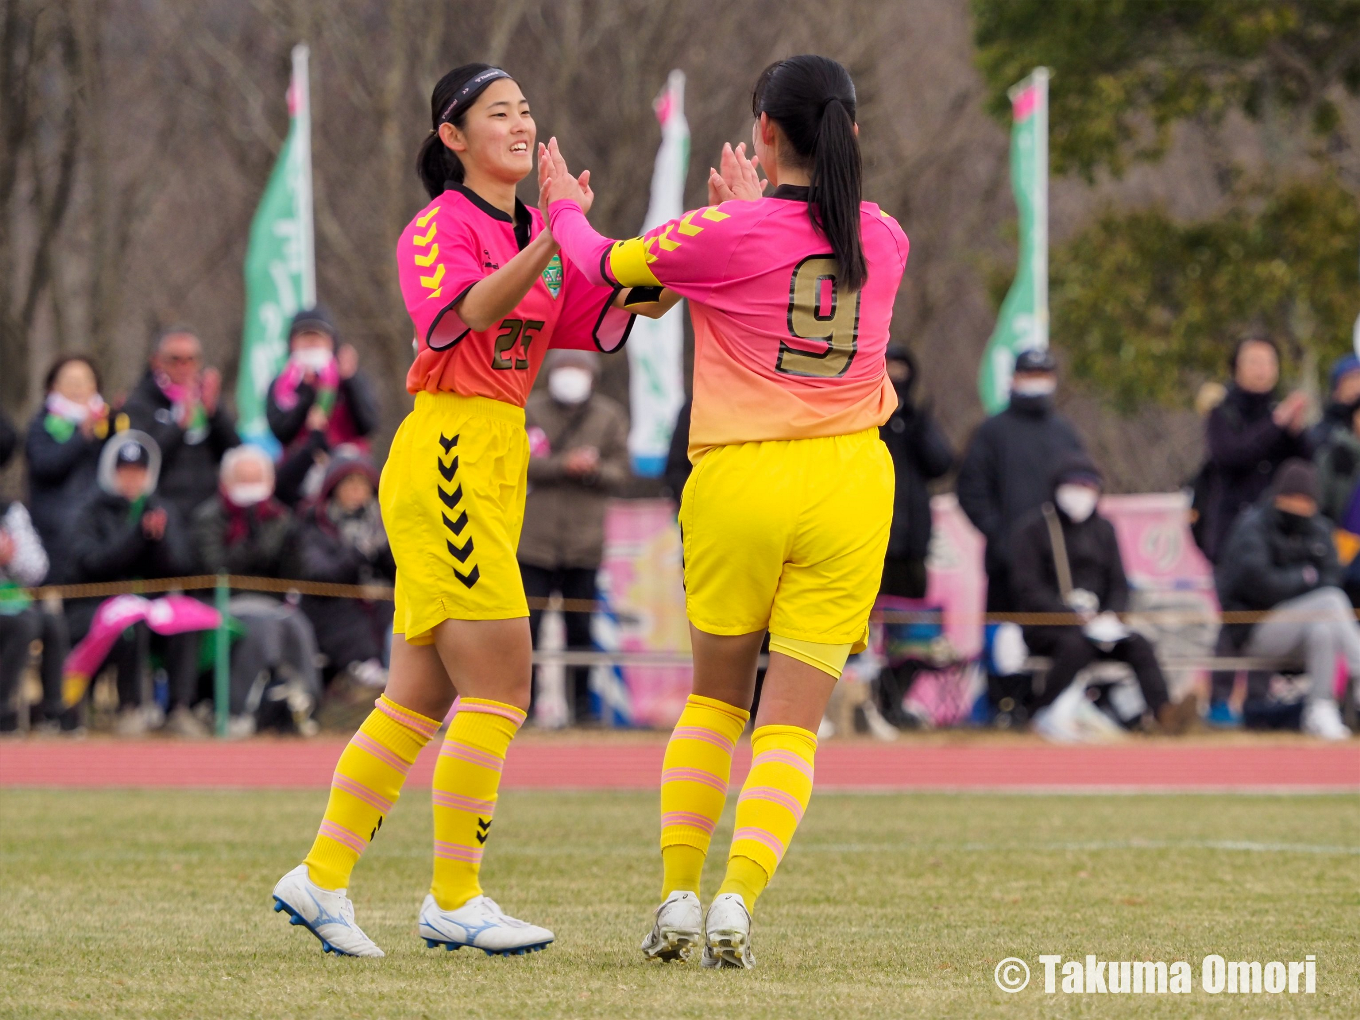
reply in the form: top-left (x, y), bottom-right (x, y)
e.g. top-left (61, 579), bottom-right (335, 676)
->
top-left (1, 789), bottom-right (1356, 1019)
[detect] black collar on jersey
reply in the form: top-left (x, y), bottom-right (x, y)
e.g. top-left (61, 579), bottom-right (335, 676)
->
top-left (447, 181), bottom-right (533, 251)
top-left (770, 184), bottom-right (810, 201)
top-left (438, 68), bottom-right (513, 123)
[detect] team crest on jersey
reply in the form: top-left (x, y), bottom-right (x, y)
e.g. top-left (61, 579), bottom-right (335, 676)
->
top-left (541, 254), bottom-right (563, 298)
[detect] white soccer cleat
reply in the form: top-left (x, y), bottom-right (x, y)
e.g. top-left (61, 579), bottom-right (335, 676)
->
top-left (701, 892), bottom-right (755, 970)
top-left (1302, 699), bottom-right (1351, 741)
top-left (271, 864), bottom-right (384, 957)
top-left (418, 893), bottom-right (554, 956)
top-left (640, 890), bottom-right (702, 962)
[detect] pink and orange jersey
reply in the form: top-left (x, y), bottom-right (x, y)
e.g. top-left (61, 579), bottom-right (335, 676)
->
top-left (548, 184), bottom-right (908, 457)
top-left (396, 183), bottom-right (634, 406)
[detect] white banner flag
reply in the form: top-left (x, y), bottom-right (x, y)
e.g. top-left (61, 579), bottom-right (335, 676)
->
top-left (627, 70), bottom-right (689, 476)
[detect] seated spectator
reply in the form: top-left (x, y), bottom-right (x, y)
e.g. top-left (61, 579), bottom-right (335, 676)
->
top-left (25, 356), bottom-right (110, 582)
top-left (65, 432), bottom-right (204, 737)
top-left (1216, 459), bottom-right (1356, 740)
top-left (292, 450), bottom-right (394, 705)
top-left (519, 350), bottom-right (629, 724)
top-left (1010, 454), bottom-right (1198, 737)
top-left (0, 496), bottom-right (48, 734)
top-left (190, 446), bottom-right (320, 735)
top-left (120, 327), bottom-right (239, 522)
top-left (267, 308), bottom-right (379, 506)
top-left (1315, 399), bottom-right (1360, 527)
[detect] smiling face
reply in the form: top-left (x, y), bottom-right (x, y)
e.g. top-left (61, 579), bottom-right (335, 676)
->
top-left (439, 78), bottom-right (534, 186)
top-left (52, 359), bottom-right (98, 403)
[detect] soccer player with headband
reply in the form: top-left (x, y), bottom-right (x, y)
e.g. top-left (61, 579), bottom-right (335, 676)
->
top-left (271, 63), bottom-right (678, 959)
top-left (543, 54), bottom-right (908, 968)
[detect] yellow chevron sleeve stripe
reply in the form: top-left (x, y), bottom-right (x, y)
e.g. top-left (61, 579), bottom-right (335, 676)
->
top-left (414, 243), bottom-right (439, 267)
top-left (417, 206), bottom-right (440, 228)
top-left (607, 236), bottom-right (663, 288)
top-left (420, 264), bottom-right (445, 289)
top-left (413, 223), bottom-right (437, 247)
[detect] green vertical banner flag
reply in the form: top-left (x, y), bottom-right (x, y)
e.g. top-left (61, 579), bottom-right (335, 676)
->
top-left (979, 67), bottom-right (1049, 415)
top-left (237, 44), bottom-right (315, 447)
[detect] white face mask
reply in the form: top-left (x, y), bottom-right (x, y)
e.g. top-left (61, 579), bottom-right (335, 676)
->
top-left (227, 483), bottom-right (272, 507)
top-left (293, 347), bottom-right (333, 373)
top-left (1012, 376), bottom-right (1056, 397)
top-left (548, 367), bottom-right (593, 404)
top-left (1055, 484), bottom-right (1099, 523)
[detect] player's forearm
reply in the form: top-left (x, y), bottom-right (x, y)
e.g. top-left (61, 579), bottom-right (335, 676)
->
top-left (457, 231), bottom-right (560, 332)
top-left (547, 200), bottom-right (614, 287)
top-left (614, 286), bottom-right (681, 319)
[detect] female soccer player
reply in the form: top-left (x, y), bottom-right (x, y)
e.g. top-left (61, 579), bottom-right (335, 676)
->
top-left (543, 54), bottom-right (908, 968)
top-left (271, 63), bottom-right (676, 958)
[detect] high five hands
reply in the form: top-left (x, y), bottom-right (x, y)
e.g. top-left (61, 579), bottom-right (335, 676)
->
top-left (708, 142), bottom-right (766, 204)
top-left (538, 139), bottom-right (593, 218)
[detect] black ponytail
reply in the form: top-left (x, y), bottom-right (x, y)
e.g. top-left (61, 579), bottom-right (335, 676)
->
top-left (752, 55), bottom-right (867, 292)
top-left (416, 62), bottom-right (512, 199)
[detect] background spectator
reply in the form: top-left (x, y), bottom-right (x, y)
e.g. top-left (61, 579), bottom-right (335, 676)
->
top-left (1010, 454), bottom-right (1197, 739)
top-left (268, 307), bottom-right (380, 507)
top-left (956, 347), bottom-right (1085, 721)
top-left (0, 407), bottom-right (16, 468)
top-left (293, 449), bottom-right (394, 712)
top-left (662, 396), bottom-right (693, 507)
top-left (65, 432), bottom-right (203, 736)
top-left (1200, 335), bottom-right (1311, 724)
top-left (0, 494), bottom-right (48, 733)
top-left (1215, 459), bottom-right (1355, 740)
top-left (191, 446), bottom-right (320, 736)
top-left (880, 347), bottom-right (954, 599)
top-left (1307, 354), bottom-right (1360, 450)
top-left (519, 350), bottom-right (629, 725)
top-left (25, 356), bottom-right (109, 581)
top-left (120, 327), bottom-right (239, 521)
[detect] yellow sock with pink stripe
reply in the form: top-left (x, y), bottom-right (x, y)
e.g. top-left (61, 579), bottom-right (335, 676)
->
top-left (659, 694), bottom-right (750, 898)
top-left (718, 724), bottom-right (817, 908)
top-left (304, 694), bottom-right (439, 890)
top-left (430, 697), bottom-right (526, 910)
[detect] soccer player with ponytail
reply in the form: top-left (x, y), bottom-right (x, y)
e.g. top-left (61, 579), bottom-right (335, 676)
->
top-left (271, 63), bottom-right (676, 959)
top-left (543, 54), bottom-right (908, 968)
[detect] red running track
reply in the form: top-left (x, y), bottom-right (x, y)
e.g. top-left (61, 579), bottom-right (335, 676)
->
top-left (2, 739), bottom-right (1357, 791)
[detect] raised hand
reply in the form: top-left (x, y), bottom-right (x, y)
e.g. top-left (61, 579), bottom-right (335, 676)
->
top-left (708, 142), bottom-right (766, 204)
top-left (542, 137), bottom-right (594, 215)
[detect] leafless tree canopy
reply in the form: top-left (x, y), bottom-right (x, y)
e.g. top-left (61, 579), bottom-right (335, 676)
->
top-left (4, 0), bottom-right (1341, 496)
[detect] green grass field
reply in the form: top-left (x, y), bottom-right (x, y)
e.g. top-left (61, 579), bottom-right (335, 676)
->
top-left (1, 788), bottom-right (1356, 1019)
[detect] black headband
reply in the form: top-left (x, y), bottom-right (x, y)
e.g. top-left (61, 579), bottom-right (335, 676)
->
top-left (438, 68), bottom-right (513, 124)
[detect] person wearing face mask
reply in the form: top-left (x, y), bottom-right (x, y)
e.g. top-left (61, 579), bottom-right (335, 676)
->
top-left (267, 307), bottom-right (381, 507)
top-left (956, 348), bottom-right (1085, 720)
top-left (1307, 354), bottom-right (1360, 451)
top-left (879, 347), bottom-right (954, 599)
top-left (518, 349), bottom-right (630, 725)
top-left (1215, 459), bottom-right (1356, 739)
top-left (1009, 455), bottom-right (1197, 738)
top-left (120, 327), bottom-right (240, 522)
top-left (64, 432), bottom-right (204, 737)
top-left (25, 357), bottom-right (110, 582)
top-left (189, 446), bottom-right (321, 736)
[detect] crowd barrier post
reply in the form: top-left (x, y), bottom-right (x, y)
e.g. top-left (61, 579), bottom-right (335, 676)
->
top-left (214, 573), bottom-right (230, 737)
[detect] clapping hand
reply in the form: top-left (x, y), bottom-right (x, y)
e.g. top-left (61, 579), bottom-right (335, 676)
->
top-left (708, 142), bottom-right (767, 205)
top-left (142, 508), bottom-right (167, 542)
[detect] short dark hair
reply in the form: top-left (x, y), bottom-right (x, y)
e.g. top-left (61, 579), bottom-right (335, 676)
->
top-left (1229, 333), bottom-right (1278, 375)
top-left (44, 355), bottom-right (102, 395)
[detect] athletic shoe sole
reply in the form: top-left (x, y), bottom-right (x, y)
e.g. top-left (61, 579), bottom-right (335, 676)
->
top-left (642, 925), bottom-right (702, 963)
top-left (702, 928), bottom-right (754, 969)
top-left (273, 895), bottom-right (366, 957)
top-left (422, 935), bottom-right (553, 957)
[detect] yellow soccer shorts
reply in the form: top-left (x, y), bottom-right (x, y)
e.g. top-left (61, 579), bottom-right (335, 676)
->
top-left (678, 427), bottom-right (894, 653)
top-left (381, 391), bottom-right (530, 645)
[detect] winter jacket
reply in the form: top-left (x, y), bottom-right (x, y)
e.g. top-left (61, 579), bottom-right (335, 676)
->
top-left (191, 495), bottom-right (295, 577)
top-left (1200, 385), bottom-right (1312, 562)
top-left (662, 398), bottom-right (693, 504)
top-left (1009, 503), bottom-right (1130, 638)
top-left (23, 411), bottom-right (105, 581)
top-left (291, 458), bottom-right (394, 670)
top-left (1215, 503), bottom-right (1341, 648)
top-left (1314, 427), bottom-right (1360, 527)
top-left (0, 409), bottom-right (16, 468)
top-left (118, 370), bottom-right (240, 521)
top-left (518, 391), bottom-right (629, 570)
top-left (955, 393), bottom-right (1085, 574)
top-left (880, 362), bottom-right (953, 562)
top-left (266, 370), bottom-right (379, 451)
